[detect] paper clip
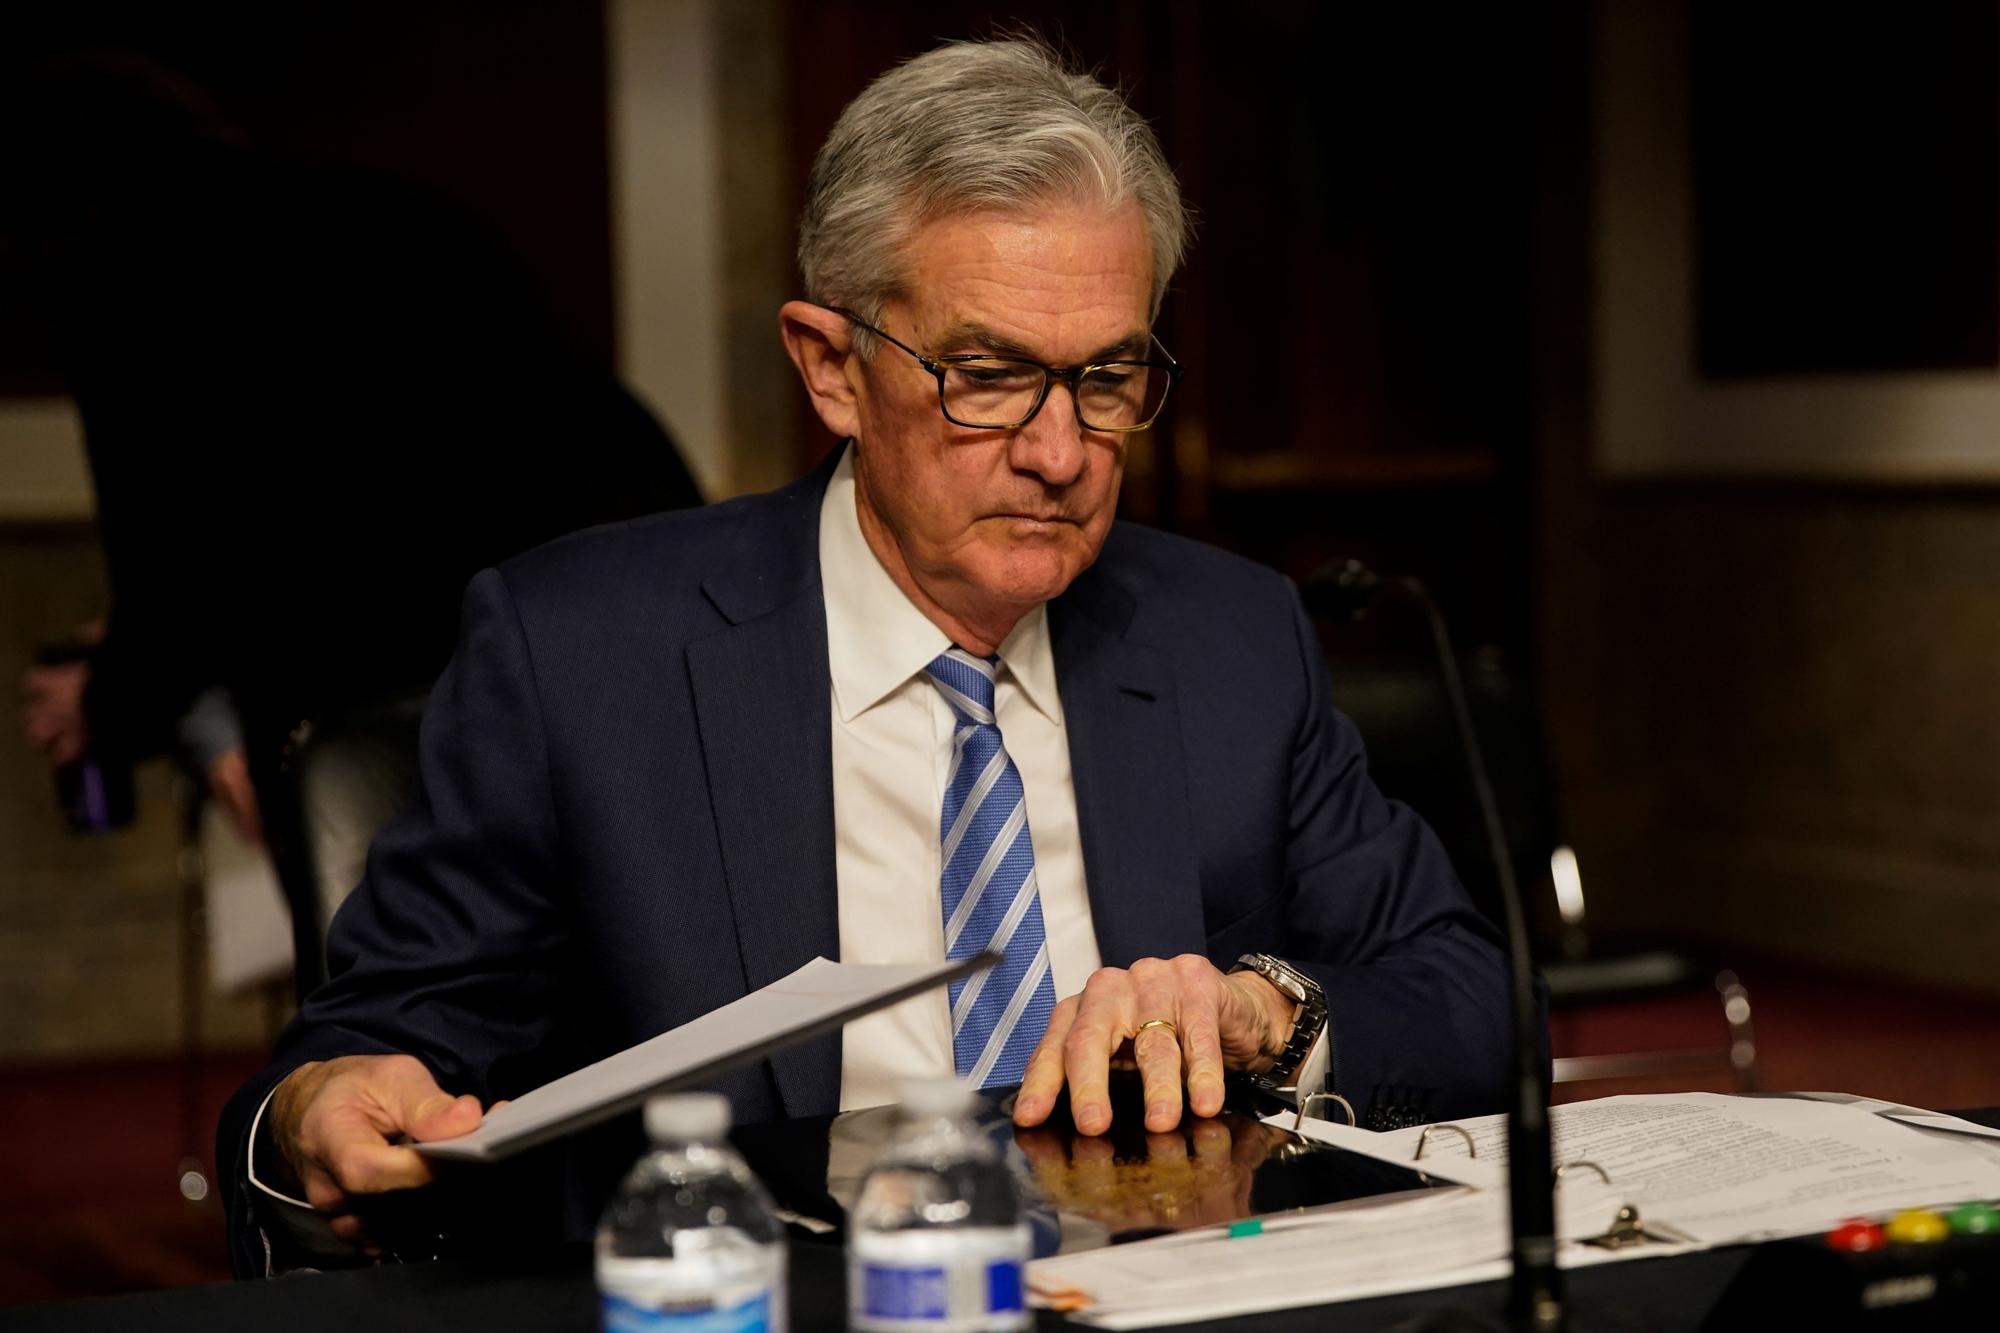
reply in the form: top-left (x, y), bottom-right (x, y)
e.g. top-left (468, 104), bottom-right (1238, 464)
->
top-left (1412, 1123), bottom-right (1477, 1161)
top-left (1294, 1091), bottom-right (1356, 1131)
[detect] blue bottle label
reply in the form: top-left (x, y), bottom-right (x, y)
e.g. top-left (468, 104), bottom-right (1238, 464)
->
top-left (857, 1260), bottom-right (1024, 1321)
top-left (601, 1289), bottom-right (774, 1333)
top-left (862, 1263), bottom-right (948, 1319)
top-left (986, 1260), bottom-right (1023, 1313)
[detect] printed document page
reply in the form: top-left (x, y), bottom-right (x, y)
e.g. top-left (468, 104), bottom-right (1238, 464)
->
top-left (1029, 1180), bottom-right (1625, 1329)
top-left (418, 955), bottom-right (989, 1163)
top-left (1358, 1092), bottom-right (2000, 1243)
top-left (1026, 1092), bottom-right (2000, 1326)
top-left (1029, 1130), bottom-right (1626, 1327)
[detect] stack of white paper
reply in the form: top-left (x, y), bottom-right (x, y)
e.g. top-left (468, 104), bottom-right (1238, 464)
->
top-left (1029, 1180), bottom-right (1624, 1328)
top-left (1029, 1092), bottom-right (2000, 1327)
top-left (1351, 1093), bottom-right (2000, 1244)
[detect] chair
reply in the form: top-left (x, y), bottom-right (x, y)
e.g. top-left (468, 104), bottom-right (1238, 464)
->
top-left (261, 690), bottom-right (428, 998)
top-left (1310, 592), bottom-right (1760, 1093)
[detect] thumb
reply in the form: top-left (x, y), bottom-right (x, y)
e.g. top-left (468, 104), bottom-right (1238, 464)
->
top-left (407, 1091), bottom-right (485, 1143)
top-left (373, 1057), bottom-right (482, 1142)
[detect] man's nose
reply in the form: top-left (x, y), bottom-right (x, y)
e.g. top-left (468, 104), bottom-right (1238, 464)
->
top-left (1009, 383), bottom-right (1089, 486)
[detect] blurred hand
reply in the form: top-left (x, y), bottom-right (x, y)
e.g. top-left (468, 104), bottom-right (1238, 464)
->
top-left (1013, 954), bottom-right (1295, 1135)
top-left (207, 745), bottom-right (263, 844)
top-left (21, 660), bottom-right (89, 767)
top-left (270, 1055), bottom-right (493, 1247)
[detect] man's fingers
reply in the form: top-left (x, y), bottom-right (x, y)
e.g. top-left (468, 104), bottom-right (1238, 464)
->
top-left (328, 1214), bottom-right (371, 1246)
top-left (1130, 961), bottom-right (1185, 1132)
top-left (288, 1055), bottom-right (479, 1204)
top-left (309, 1096), bottom-right (440, 1194)
top-left (1014, 996), bottom-right (1079, 1126)
top-left (303, 1169), bottom-right (347, 1213)
top-left (1132, 1023), bottom-right (1183, 1129)
top-left (1022, 956), bottom-right (1261, 1136)
top-left (1174, 959), bottom-right (1228, 1120)
top-left (1132, 1026), bottom-right (1184, 1132)
top-left (328, 1140), bottom-right (436, 1194)
top-left (1064, 971), bottom-right (1133, 1135)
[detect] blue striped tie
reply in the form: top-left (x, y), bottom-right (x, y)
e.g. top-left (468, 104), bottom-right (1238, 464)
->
top-left (925, 648), bottom-right (1058, 1088)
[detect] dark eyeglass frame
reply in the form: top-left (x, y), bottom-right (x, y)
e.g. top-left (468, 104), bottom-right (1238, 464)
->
top-left (824, 304), bottom-right (1183, 433)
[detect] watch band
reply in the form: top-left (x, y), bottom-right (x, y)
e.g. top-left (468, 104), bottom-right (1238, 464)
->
top-left (1230, 953), bottom-right (1329, 1103)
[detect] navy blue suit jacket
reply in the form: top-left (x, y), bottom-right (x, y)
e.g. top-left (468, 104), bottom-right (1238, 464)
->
top-left (220, 447), bottom-right (1513, 1268)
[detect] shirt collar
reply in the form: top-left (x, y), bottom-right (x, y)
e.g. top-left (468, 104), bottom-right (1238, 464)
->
top-left (818, 447), bottom-right (1063, 727)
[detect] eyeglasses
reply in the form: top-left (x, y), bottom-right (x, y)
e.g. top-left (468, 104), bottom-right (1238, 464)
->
top-left (826, 305), bottom-right (1183, 433)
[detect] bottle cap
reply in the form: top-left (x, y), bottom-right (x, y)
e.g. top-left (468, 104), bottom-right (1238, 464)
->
top-left (645, 1092), bottom-right (731, 1143)
top-left (899, 1077), bottom-right (977, 1118)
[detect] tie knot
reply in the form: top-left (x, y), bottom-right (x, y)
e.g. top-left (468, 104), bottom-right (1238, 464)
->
top-left (925, 647), bottom-right (999, 723)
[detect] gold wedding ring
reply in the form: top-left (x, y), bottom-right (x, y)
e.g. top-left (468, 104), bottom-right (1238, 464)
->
top-left (1133, 1018), bottom-right (1180, 1041)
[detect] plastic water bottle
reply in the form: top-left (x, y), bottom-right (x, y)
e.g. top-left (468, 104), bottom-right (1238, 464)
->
top-left (595, 1092), bottom-right (787, 1333)
top-left (848, 1079), bottom-right (1030, 1332)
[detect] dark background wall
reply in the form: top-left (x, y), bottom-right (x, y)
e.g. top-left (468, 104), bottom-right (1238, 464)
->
top-left (0, 0), bottom-right (616, 383)
top-left (1539, 2), bottom-right (2000, 994)
top-left (4, 0), bottom-right (1998, 1073)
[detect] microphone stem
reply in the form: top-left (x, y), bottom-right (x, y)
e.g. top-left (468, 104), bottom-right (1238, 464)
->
top-left (1394, 577), bottom-right (1561, 1332)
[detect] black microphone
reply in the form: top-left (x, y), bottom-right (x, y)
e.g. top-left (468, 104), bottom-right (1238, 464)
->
top-left (1306, 559), bottom-right (1562, 1332)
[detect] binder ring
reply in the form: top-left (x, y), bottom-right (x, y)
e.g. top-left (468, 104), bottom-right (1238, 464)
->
top-left (1293, 1091), bottom-right (1356, 1130)
top-left (1413, 1123), bottom-right (1477, 1161)
top-left (1554, 1159), bottom-right (1611, 1186)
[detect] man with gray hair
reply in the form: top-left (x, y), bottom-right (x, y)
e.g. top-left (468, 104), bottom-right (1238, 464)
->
top-left (222, 36), bottom-right (1511, 1266)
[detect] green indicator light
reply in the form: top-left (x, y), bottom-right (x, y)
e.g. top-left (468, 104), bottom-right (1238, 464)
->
top-left (1948, 1202), bottom-right (2000, 1235)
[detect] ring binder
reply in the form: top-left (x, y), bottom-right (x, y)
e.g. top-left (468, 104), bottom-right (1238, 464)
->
top-left (1412, 1123), bottom-right (1478, 1160)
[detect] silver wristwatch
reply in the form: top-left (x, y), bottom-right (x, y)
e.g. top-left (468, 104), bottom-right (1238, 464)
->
top-left (1230, 953), bottom-right (1330, 1105)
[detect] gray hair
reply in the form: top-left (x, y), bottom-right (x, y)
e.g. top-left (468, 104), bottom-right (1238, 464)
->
top-left (797, 37), bottom-right (1191, 339)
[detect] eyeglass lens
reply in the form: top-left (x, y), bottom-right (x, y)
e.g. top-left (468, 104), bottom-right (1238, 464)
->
top-left (940, 360), bottom-right (1171, 430)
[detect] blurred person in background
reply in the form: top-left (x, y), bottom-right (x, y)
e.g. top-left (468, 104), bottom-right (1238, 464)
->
top-left (7, 51), bottom-right (703, 989)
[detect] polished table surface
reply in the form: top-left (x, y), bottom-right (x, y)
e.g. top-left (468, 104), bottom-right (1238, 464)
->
top-left (13, 1106), bottom-right (1999, 1332)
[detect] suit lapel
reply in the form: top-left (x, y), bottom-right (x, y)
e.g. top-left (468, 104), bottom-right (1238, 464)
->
top-left (686, 455), bottom-right (842, 1117)
top-left (1051, 558), bottom-right (1208, 966)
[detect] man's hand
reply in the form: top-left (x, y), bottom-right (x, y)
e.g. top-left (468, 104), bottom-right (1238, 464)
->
top-left (1012, 954), bottom-right (1298, 1135)
top-left (269, 1055), bottom-right (490, 1246)
top-left (21, 660), bottom-right (89, 767)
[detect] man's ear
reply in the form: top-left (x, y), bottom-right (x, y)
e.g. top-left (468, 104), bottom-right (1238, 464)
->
top-left (779, 301), bottom-right (862, 440)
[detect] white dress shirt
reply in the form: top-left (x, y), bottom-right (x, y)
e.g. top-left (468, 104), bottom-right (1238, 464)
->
top-left (820, 449), bottom-right (1101, 1110)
